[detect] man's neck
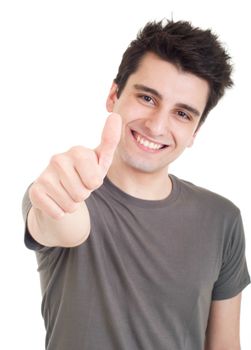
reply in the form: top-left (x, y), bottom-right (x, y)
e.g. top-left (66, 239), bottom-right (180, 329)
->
top-left (107, 164), bottom-right (172, 201)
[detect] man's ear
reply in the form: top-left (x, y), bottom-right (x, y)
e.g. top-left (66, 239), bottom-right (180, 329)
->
top-left (106, 82), bottom-right (118, 112)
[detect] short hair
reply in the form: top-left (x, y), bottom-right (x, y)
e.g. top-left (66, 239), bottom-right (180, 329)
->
top-left (114, 20), bottom-right (233, 126)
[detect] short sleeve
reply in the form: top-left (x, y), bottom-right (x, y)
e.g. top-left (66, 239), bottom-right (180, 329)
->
top-left (212, 212), bottom-right (250, 300)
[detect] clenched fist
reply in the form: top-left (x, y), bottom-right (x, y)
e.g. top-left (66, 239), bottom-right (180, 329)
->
top-left (29, 113), bottom-right (122, 220)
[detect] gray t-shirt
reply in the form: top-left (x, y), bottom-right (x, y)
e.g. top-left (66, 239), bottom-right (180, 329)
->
top-left (23, 175), bottom-right (250, 350)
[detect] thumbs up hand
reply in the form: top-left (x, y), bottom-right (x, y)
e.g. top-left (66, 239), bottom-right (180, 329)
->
top-left (29, 113), bottom-right (122, 220)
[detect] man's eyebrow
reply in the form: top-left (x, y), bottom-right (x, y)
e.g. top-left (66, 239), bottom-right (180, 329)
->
top-left (133, 84), bottom-right (201, 117)
top-left (133, 84), bottom-right (163, 99)
top-left (176, 103), bottom-right (201, 117)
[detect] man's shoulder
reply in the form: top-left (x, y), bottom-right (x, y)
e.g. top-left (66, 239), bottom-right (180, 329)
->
top-left (171, 174), bottom-right (240, 216)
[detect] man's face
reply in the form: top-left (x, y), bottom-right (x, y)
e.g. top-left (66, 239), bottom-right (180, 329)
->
top-left (106, 53), bottom-right (209, 175)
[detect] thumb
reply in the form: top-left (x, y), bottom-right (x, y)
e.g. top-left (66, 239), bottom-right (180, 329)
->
top-left (96, 113), bottom-right (122, 175)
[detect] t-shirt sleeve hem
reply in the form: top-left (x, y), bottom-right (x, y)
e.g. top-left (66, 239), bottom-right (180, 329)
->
top-left (212, 276), bottom-right (251, 300)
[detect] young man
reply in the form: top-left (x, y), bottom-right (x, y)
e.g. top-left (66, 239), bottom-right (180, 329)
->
top-left (23, 20), bottom-right (250, 349)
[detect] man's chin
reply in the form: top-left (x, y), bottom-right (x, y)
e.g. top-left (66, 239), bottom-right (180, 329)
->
top-left (122, 155), bottom-right (168, 175)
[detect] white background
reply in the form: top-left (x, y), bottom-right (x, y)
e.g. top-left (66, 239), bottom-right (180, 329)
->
top-left (1, 0), bottom-right (250, 348)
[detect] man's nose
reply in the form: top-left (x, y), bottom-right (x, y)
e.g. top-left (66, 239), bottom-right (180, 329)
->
top-left (144, 111), bottom-right (170, 137)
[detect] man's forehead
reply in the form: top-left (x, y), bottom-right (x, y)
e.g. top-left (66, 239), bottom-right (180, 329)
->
top-left (123, 55), bottom-right (209, 116)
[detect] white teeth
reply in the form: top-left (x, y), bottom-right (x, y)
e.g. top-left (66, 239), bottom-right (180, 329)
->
top-left (134, 132), bottom-right (164, 150)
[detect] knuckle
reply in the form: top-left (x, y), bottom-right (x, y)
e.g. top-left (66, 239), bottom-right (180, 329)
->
top-left (28, 184), bottom-right (38, 200)
top-left (37, 173), bottom-right (53, 188)
top-left (69, 146), bottom-right (83, 153)
top-left (29, 183), bottom-right (44, 205)
top-left (69, 146), bottom-right (94, 163)
top-left (69, 146), bottom-right (86, 159)
top-left (50, 153), bottom-right (65, 168)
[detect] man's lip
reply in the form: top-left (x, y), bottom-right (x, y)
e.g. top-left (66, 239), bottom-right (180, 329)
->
top-left (131, 129), bottom-right (168, 148)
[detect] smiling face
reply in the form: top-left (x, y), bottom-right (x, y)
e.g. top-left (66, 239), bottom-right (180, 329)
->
top-left (106, 53), bottom-right (209, 178)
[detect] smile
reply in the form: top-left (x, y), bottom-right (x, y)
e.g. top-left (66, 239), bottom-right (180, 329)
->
top-left (131, 130), bottom-right (168, 151)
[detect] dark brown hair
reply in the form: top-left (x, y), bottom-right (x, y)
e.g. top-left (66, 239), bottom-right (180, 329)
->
top-left (114, 20), bottom-right (233, 126)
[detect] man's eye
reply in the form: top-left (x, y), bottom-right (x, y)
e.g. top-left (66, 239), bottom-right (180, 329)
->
top-left (140, 95), bottom-right (154, 104)
top-left (177, 111), bottom-right (190, 120)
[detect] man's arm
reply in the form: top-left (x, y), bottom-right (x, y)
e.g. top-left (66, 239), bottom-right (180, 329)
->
top-left (27, 113), bottom-right (122, 248)
top-left (204, 293), bottom-right (241, 350)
